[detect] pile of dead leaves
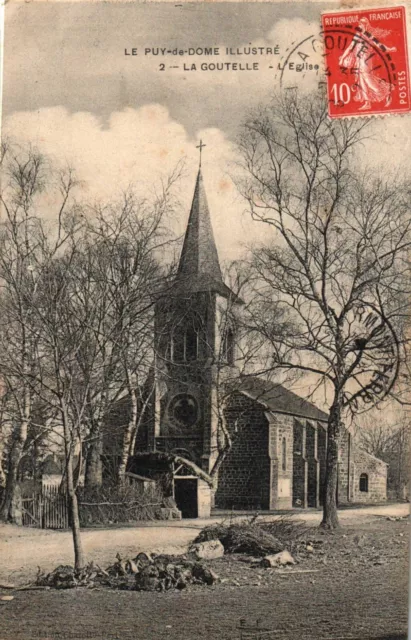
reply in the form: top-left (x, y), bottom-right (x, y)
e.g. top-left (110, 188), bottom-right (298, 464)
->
top-left (193, 516), bottom-right (316, 557)
top-left (36, 563), bottom-right (111, 590)
top-left (35, 552), bottom-right (219, 592)
top-left (193, 522), bottom-right (284, 556)
top-left (133, 555), bottom-right (218, 592)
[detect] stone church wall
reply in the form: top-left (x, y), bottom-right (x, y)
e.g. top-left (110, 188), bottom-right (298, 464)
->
top-left (269, 413), bottom-right (293, 509)
top-left (267, 413), bottom-right (294, 510)
top-left (291, 419), bottom-right (325, 509)
top-left (306, 421), bottom-right (320, 508)
top-left (317, 425), bottom-right (327, 506)
top-left (337, 430), bottom-right (387, 504)
top-left (337, 428), bottom-right (352, 504)
top-left (351, 449), bottom-right (387, 503)
top-left (292, 419), bottom-right (307, 507)
top-left (215, 392), bottom-right (271, 510)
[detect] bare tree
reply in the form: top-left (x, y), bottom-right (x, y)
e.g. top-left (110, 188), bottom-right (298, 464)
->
top-left (0, 146), bottom-right (79, 521)
top-left (387, 419), bottom-right (410, 500)
top-left (236, 90), bottom-right (411, 528)
top-left (30, 229), bottom-right (91, 570)
top-left (26, 181), bottom-right (177, 564)
top-left (0, 142), bottom-right (90, 566)
top-left (0, 388), bottom-right (13, 489)
top-left (73, 172), bottom-right (181, 488)
top-left (356, 407), bottom-right (410, 499)
top-left (0, 141), bottom-right (183, 566)
top-left (354, 410), bottom-right (393, 460)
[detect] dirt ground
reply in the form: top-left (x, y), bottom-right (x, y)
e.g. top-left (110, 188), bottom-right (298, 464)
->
top-left (0, 510), bottom-right (409, 640)
top-left (0, 503), bottom-right (408, 585)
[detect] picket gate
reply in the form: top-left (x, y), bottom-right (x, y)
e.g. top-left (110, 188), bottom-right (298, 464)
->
top-left (22, 485), bottom-right (69, 529)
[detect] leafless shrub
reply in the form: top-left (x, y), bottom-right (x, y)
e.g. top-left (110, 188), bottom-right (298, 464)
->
top-left (78, 483), bottom-right (164, 525)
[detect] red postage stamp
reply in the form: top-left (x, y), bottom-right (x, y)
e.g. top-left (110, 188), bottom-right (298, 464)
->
top-left (321, 6), bottom-right (410, 118)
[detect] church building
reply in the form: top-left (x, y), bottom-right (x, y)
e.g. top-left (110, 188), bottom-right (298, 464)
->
top-left (127, 164), bottom-right (388, 518)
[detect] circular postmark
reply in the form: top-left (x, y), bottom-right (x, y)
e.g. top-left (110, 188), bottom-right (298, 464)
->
top-left (276, 31), bottom-right (325, 90)
top-left (343, 303), bottom-right (400, 413)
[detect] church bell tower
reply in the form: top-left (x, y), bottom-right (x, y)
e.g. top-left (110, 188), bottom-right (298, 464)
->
top-left (149, 158), bottom-right (241, 473)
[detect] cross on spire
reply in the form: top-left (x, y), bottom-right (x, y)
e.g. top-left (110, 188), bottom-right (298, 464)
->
top-left (196, 139), bottom-right (206, 168)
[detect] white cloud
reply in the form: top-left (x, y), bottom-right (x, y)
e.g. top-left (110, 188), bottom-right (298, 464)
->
top-left (3, 105), bottom-right (259, 262)
top-left (268, 17), bottom-right (318, 51)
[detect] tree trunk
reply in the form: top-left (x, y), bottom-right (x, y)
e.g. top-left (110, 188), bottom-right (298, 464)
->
top-left (210, 402), bottom-right (232, 487)
top-left (117, 386), bottom-right (137, 485)
top-left (0, 398), bottom-right (9, 489)
top-left (67, 463), bottom-right (86, 571)
top-left (62, 406), bottom-right (86, 571)
top-left (172, 455), bottom-right (214, 487)
top-left (321, 396), bottom-right (342, 529)
top-left (0, 457), bottom-right (5, 489)
top-left (0, 386), bottom-right (31, 522)
top-left (85, 428), bottom-right (103, 489)
top-left (0, 431), bottom-right (26, 521)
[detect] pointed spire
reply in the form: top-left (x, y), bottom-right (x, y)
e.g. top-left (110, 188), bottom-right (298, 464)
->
top-left (177, 169), bottom-right (223, 285)
top-left (172, 168), bottom-right (243, 303)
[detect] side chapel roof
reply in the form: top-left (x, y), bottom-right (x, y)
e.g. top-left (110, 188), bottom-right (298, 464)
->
top-left (238, 377), bottom-right (329, 423)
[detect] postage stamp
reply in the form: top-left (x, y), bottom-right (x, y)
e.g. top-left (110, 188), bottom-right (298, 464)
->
top-left (321, 6), bottom-right (411, 117)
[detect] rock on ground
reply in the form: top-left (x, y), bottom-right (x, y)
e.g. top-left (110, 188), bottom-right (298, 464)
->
top-left (190, 540), bottom-right (225, 560)
top-left (261, 550), bottom-right (296, 567)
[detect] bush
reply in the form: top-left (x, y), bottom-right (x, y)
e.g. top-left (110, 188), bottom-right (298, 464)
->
top-left (193, 516), bottom-right (314, 556)
top-left (259, 516), bottom-right (314, 542)
top-left (193, 521), bottom-right (283, 556)
top-left (78, 483), bottom-right (165, 526)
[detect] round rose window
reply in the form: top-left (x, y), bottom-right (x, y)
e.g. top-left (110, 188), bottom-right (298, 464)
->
top-left (168, 394), bottom-right (199, 428)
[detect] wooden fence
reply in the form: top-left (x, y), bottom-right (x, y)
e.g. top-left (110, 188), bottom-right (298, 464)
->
top-left (22, 485), bottom-right (69, 529)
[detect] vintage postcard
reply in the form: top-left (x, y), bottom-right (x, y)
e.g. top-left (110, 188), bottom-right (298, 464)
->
top-left (0, 1), bottom-right (410, 639)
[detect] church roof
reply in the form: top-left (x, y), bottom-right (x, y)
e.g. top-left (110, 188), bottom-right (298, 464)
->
top-left (353, 447), bottom-right (389, 466)
top-left (174, 169), bottom-right (235, 298)
top-left (238, 377), bottom-right (329, 423)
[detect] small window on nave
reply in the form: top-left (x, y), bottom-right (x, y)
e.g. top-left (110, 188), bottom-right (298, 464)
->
top-left (359, 473), bottom-right (369, 493)
top-left (282, 437), bottom-right (287, 471)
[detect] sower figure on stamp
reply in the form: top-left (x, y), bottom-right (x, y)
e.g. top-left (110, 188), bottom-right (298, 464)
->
top-left (339, 18), bottom-right (397, 111)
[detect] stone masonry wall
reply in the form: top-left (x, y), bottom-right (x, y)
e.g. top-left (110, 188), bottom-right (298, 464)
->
top-left (352, 448), bottom-right (387, 503)
top-left (317, 425), bottom-right (327, 506)
top-left (306, 422), bottom-right (319, 508)
top-left (338, 430), bottom-right (387, 504)
top-left (293, 419), bottom-right (307, 507)
top-left (267, 413), bottom-right (294, 510)
top-left (215, 392), bottom-right (271, 510)
top-left (338, 428), bottom-right (352, 504)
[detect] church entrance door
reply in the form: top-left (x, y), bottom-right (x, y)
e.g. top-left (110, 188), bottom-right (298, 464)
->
top-left (174, 478), bottom-right (198, 518)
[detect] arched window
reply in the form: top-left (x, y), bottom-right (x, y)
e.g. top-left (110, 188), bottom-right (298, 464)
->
top-left (282, 437), bottom-right (287, 471)
top-left (171, 317), bottom-right (202, 363)
top-left (185, 324), bottom-right (198, 362)
top-left (359, 473), bottom-right (368, 493)
top-left (172, 331), bottom-right (185, 363)
top-left (222, 326), bottom-right (235, 365)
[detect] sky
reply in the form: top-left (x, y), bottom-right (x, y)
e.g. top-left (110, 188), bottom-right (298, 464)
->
top-left (3, 2), bottom-right (328, 259)
top-left (4, 0), bottom-right (411, 266)
top-left (2, 0), bottom-right (411, 409)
